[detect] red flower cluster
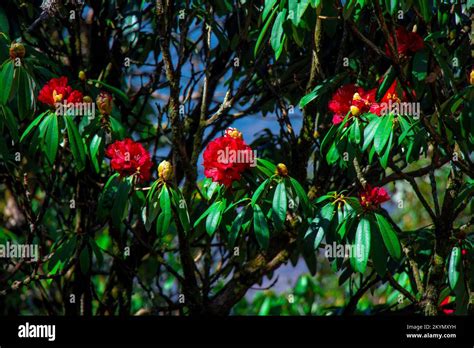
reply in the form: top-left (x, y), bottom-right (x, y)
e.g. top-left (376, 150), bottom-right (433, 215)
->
top-left (38, 77), bottom-right (83, 107)
top-left (328, 84), bottom-right (378, 125)
top-left (328, 81), bottom-right (405, 124)
top-left (203, 128), bottom-right (253, 187)
top-left (359, 184), bottom-right (390, 210)
top-left (386, 27), bottom-right (424, 58)
top-left (105, 138), bottom-right (153, 181)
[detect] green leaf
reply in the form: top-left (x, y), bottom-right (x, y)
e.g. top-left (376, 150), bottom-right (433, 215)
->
top-left (43, 114), bottom-right (59, 165)
top-left (373, 114), bottom-right (393, 154)
top-left (65, 116), bottom-right (86, 171)
top-left (0, 60), bottom-right (14, 104)
top-left (171, 188), bottom-right (191, 233)
top-left (229, 207), bottom-right (246, 248)
top-left (370, 217), bottom-right (388, 277)
top-left (375, 213), bottom-right (401, 260)
top-left (353, 217), bottom-right (371, 273)
top-left (255, 7), bottom-right (278, 57)
top-left (270, 9), bottom-right (287, 60)
top-left (251, 178), bottom-right (269, 206)
top-left (0, 105), bottom-right (18, 142)
top-left (253, 204), bottom-right (270, 250)
top-left (17, 66), bottom-right (35, 120)
top-left (379, 130), bottom-right (393, 169)
top-left (89, 134), bottom-right (102, 173)
top-left (262, 0), bottom-right (278, 22)
top-left (157, 186), bottom-right (172, 235)
top-left (111, 177), bottom-right (132, 226)
top-left (206, 200), bottom-right (225, 236)
top-left (305, 203), bottom-right (334, 249)
top-left (300, 73), bottom-right (347, 108)
top-left (448, 246), bottom-right (461, 290)
top-left (272, 181), bottom-right (287, 230)
top-left (290, 177), bottom-right (311, 215)
top-left (20, 111), bottom-right (48, 142)
top-left (362, 115), bottom-right (381, 151)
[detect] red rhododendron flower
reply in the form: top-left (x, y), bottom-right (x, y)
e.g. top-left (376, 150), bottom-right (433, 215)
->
top-left (386, 27), bottom-right (424, 58)
top-left (359, 184), bottom-right (390, 209)
top-left (38, 76), bottom-right (83, 106)
top-left (203, 128), bottom-right (253, 187)
top-left (328, 84), bottom-right (376, 125)
top-left (105, 138), bottom-right (153, 181)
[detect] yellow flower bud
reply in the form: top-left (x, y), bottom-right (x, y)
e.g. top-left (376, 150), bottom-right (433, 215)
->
top-left (224, 127), bottom-right (243, 139)
top-left (83, 95), bottom-right (92, 103)
top-left (350, 105), bottom-right (360, 116)
top-left (9, 42), bottom-right (26, 59)
top-left (275, 163), bottom-right (288, 177)
top-left (79, 70), bottom-right (86, 81)
top-left (470, 70), bottom-right (474, 85)
top-left (158, 160), bottom-right (173, 181)
top-left (352, 92), bottom-right (361, 101)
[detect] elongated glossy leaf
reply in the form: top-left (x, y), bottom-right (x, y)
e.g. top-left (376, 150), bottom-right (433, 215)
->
top-left (43, 114), bottom-right (59, 165)
top-left (353, 217), bottom-right (371, 273)
top-left (272, 181), bottom-right (287, 230)
top-left (253, 204), bottom-right (270, 250)
top-left (255, 7), bottom-right (278, 57)
top-left (270, 9), bottom-right (287, 60)
top-left (362, 116), bottom-right (382, 151)
top-left (0, 60), bottom-right (14, 104)
top-left (229, 207), bottom-right (246, 248)
top-left (375, 213), bottom-right (401, 259)
top-left (448, 246), bottom-right (461, 290)
top-left (1, 105), bottom-right (18, 141)
top-left (111, 177), bottom-right (131, 226)
top-left (20, 111), bottom-right (48, 142)
top-left (379, 130), bottom-right (393, 169)
top-left (171, 188), bottom-right (191, 233)
top-left (206, 200), bottom-right (225, 236)
top-left (65, 116), bottom-right (86, 171)
top-left (290, 177), bottom-right (311, 215)
top-left (371, 217), bottom-right (388, 276)
top-left (374, 114), bottom-right (393, 154)
top-left (251, 178), bottom-right (269, 206)
top-left (305, 203), bottom-right (334, 249)
top-left (158, 186), bottom-right (172, 235)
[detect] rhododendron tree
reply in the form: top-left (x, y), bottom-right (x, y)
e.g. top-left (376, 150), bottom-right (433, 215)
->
top-left (0, 0), bottom-right (472, 319)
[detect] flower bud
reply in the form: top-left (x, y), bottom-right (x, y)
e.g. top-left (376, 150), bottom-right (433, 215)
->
top-left (96, 91), bottom-right (113, 115)
top-left (350, 105), bottom-right (360, 116)
top-left (158, 160), bottom-right (173, 181)
top-left (83, 95), bottom-right (92, 103)
top-left (79, 70), bottom-right (86, 81)
top-left (470, 70), bottom-right (474, 85)
top-left (9, 42), bottom-right (26, 59)
top-left (224, 127), bottom-right (243, 139)
top-left (275, 163), bottom-right (288, 177)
